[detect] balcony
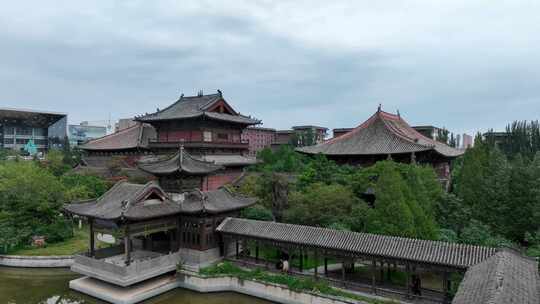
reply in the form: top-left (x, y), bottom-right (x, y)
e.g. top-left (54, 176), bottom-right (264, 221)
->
top-left (149, 139), bottom-right (249, 150)
top-left (71, 246), bottom-right (181, 287)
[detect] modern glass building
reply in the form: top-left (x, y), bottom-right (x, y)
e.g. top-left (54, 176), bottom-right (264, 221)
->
top-left (0, 108), bottom-right (67, 153)
top-left (68, 122), bottom-right (107, 146)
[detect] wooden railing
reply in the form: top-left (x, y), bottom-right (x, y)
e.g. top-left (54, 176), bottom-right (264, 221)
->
top-left (226, 257), bottom-right (446, 304)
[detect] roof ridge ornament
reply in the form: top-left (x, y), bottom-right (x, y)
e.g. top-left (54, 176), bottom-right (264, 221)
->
top-left (377, 103), bottom-right (382, 112)
top-left (197, 89), bottom-right (203, 97)
top-left (217, 89), bottom-right (222, 97)
top-left (397, 109), bottom-right (401, 118)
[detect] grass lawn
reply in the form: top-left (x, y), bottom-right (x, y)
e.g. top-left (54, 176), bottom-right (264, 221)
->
top-left (10, 227), bottom-right (97, 256)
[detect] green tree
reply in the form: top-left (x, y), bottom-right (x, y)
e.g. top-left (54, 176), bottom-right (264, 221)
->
top-left (365, 161), bottom-right (416, 237)
top-left (254, 146), bottom-right (307, 173)
top-left (284, 183), bottom-right (363, 228)
top-left (61, 174), bottom-right (109, 201)
top-left (454, 135), bottom-right (489, 216)
top-left (0, 162), bottom-right (71, 249)
top-left (44, 149), bottom-right (71, 176)
top-left (241, 205), bottom-right (274, 221)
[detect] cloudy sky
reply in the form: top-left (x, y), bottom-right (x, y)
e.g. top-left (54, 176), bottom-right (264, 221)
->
top-left (1, 1), bottom-right (539, 136)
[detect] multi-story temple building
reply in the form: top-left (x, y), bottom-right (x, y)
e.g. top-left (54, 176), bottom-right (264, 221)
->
top-left (79, 90), bottom-right (259, 188)
top-left (64, 147), bottom-right (257, 286)
top-left (297, 107), bottom-right (464, 187)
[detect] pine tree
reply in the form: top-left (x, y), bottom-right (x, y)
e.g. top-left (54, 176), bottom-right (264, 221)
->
top-left (480, 146), bottom-right (510, 234)
top-left (367, 161), bottom-right (416, 237)
top-left (455, 135), bottom-right (489, 213)
top-left (403, 165), bottom-right (439, 240)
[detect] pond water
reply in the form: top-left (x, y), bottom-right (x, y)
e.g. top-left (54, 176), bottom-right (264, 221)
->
top-left (0, 267), bottom-right (272, 304)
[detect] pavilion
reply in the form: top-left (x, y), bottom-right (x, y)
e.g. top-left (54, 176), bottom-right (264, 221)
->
top-left (64, 176), bottom-right (256, 286)
top-left (297, 107), bottom-right (464, 188)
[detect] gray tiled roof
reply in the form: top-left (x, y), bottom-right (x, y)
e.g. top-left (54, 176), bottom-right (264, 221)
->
top-left (137, 149), bottom-right (224, 175)
top-left (217, 218), bottom-right (496, 269)
top-left (80, 123), bottom-right (156, 151)
top-left (452, 248), bottom-right (540, 304)
top-left (135, 92), bottom-right (260, 125)
top-left (64, 181), bottom-right (181, 220)
top-left (175, 188), bottom-right (257, 214)
top-left (64, 181), bottom-right (257, 220)
top-left (297, 110), bottom-right (463, 158)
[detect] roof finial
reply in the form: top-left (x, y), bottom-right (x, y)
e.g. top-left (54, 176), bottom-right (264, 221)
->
top-left (378, 103), bottom-right (382, 112)
top-left (397, 109), bottom-right (400, 118)
top-left (198, 89), bottom-right (203, 97)
top-left (217, 89), bottom-right (222, 97)
top-left (179, 93), bottom-right (184, 101)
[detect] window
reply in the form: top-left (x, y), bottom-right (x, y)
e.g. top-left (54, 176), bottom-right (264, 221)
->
top-left (16, 138), bottom-right (29, 145)
top-left (4, 126), bottom-right (15, 135)
top-left (3, 138), bottom-right (13, 145)
top-left (203, 131), bottom-right (212, 142)
top-left (17, 127), bottom-right (32, 136)
top-left (217, 133), bottom-right (228, 140)
top-left (33, 128), bottom-right (46, 136)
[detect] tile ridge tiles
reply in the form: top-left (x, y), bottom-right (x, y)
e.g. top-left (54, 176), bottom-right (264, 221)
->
top-left (82, 123), bottom-right (141, 147)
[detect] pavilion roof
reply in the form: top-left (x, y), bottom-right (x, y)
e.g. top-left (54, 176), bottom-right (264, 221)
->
top-left (135, 91), bottom-right (260, 125)
top-left (173, 187), bottom-right (257, 214)
top-left (452, 248), bottom-right (540, 304)
top-left (79, 123), bottom-right (156, 151)
top-left (64, 181), bottom-right (257, 220)
top-left (217, 218), bottom-right (496, 269)
top-left (297, 108), bottom-right (463, 158)
top-left (63, 181), bottom-right (181, 221)
top-left (137, 148), bottom-right (224, 175)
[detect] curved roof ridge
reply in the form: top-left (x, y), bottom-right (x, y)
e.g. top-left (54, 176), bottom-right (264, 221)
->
top-left (198, 94), bottom-right (224, 110)
top-left (378, 111), bottom-right (433, 148)
top-left (297, 108), bottom-right (463, 157)
top-left (323, 111), bottom-right (380, 145)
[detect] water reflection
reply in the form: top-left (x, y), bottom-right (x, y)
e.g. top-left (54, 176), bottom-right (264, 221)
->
top-left (0, 267), bottom-right (271, 304)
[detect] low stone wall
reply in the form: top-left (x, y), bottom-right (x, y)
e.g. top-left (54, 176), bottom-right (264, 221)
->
top-left (70, 270), bottom-right (398, 304)
top-left (178, 271), bottom-right (366, 304)
top-left (0, 254), bottom-right (73, 267)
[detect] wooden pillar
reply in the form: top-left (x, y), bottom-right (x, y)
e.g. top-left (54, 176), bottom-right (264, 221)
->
top-left (176, 217), bottom-right (181, 251)
top-left (341, 260), bottom-right (346, 283)
top-left (89, 219), bottom-right (95, 257)
top-left (169, 229), bottom-right (174, 254)
top-left (405, 264), bottom-right (411, 298)
top-left (124, 225), bottom-right (131, 266)
top-left (235, 240), bottom-right (239, 259)
top-left (380, 261), bottom-right (384, 283)
top-left (314, 251), bottom-right (318, 279)
top-left (443, 272), bottom-right (451, 302)
top-left (255, 242), bottom-right (260, 262)
top-left (371, 259), bottom-right (376, 293)
top-left (299, 249), bottom-right (303, 272)
top-left (324, 257), bottom-right (328, 276)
